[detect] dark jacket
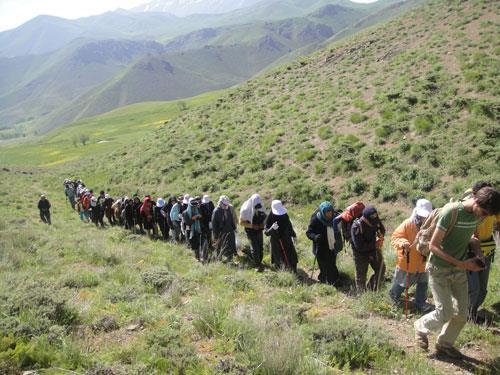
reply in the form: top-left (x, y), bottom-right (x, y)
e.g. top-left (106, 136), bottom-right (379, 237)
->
top-left (351, 218), bottom-right (385, 254)
top-left (38, 199), bottom-right (51, 211)
top-left (212, 206), bottom-right (236, 238)
top-left (265, 212), bottom-right (298, 268)
top-left (306, 210), bottom-right (342, 256)
top-left (200, 201), bottom-right (215, 232)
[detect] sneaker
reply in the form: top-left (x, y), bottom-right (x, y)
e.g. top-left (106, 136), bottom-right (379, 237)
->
top-left (435, 343), bottom-right (463, 359)
top-left (414, 322), bottom-right (428, 350)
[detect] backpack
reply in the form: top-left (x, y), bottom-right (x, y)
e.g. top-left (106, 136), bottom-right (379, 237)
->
top-left (413, 203), bottom-right (459, 257)
top-left (340, 201), bottom-right (365, 242)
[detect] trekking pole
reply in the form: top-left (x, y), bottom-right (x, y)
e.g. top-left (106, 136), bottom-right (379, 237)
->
top-left (310, 254), bottom-right (317, 279)
top-left (405, 249), bottom-right (410, 320)
top-left (278, 238), bottom-right (291, 268)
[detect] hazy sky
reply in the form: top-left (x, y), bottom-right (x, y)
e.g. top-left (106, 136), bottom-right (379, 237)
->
top-left (0, 0), bottom-right (378, 32)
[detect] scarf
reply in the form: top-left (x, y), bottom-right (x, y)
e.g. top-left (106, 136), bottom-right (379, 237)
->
top-left (316, 201), bottom-right (334, 226)
top-left (240, 193), bottom-right (265, 223)
top-left (187, 203), bottom-right (201, 234)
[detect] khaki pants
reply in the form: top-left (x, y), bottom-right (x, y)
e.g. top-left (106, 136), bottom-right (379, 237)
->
top-left (415, 263), bottom-right (468, 346)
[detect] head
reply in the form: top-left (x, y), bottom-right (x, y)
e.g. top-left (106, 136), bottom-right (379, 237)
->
top-left (202, 195), bottom-right (210, 204)
top-left (105, 194), bottom-right (110, 199)
top-left (219, 195), bottom-right (230, 209)
top-left (472, 181), bottom-right (492, 195)
top-left (251, 193), bottom-right (263, 210)
top-left (362, 205), bottom-right (379, 225)
top-left (319, 201), bottom-right (334, 220)
top-left (134, 196), bottom-right (140, 203)
top-left (472, 187), bottom-right (500, 218)
top-left (271, 200), bottom-right (287, 216)
top-left (413, 199), bottom-right (432, 226)
top-left (100, 191), bottom-right (105, 196)
top-left (40, 194), bottom-right (46, 200)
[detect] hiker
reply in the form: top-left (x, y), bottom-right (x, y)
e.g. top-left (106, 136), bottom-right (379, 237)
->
top-left (212, 195), bottom-right (237, 261)
top-left (170, 197), bottom-right (183, 243)
top-left (133, 195), bottom-right (145, 234)
top-left (154, 197), bottom-right (169, 240)
top-left (140, 195), bottom-right (157, 238)
top-left (95, 191), bottom-right (106, 227)
top-left (414, 187), bottom-right (500, 358)
top-left (38, 194), bottom-right (51, 225)
top-left (463, 182), bottom-right (500, 322)
top-left (180, 194), bottom-right (191, 242)
top-left (64, 181), bottom-right (76, 209)
top-left (389, 199), bottom-right (434, 313)
top-left (161, 196), bottom-right (177, 240)
top-left (239, 193), bottom-right (267, 271)
top-left (124, 197), bottom-right (135, 231)
top-left (90, 196), bottom-right (100, 227)
top-left (103, 194), bottom-right (115, 226)
top-left (306, 201), bottom-right (343, 284)
top-left (80, 190), bottom-right (91, 222)
top-left (200, 195), bottom-right (215, 253)
top-left (350, 205), bottom-right (386, 292)
top-left (184, 197), bottom-right (203, 260)
top-left (111, 197), bottom-right (123, 226)
top-left (264, 200), bottom-right (298, 272)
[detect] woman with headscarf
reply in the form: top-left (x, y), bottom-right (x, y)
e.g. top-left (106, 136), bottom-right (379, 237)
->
top-left (306, 201), bottom-right (343, 284)
top-left (184, 197), bottom-right (203, 260)
top-left (212, 195), bottom-right (237, 261)
top-left (154, 197), bottom-right (169, 240)
top-left (240, 193), bottom-right (267, 271)
top-left (265, 200), bottom-right (298, 272)
top-left (140, 195), bottom-right (157, 238)
top-left (200, 195), bottom-right (215, 254)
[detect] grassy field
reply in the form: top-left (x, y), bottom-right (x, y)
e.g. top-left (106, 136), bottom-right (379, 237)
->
top-left (0, 90), bottom-right (224, 168)
top-left (0, 0), bottom-right (499, 373)
top-left (0, 169), bottom-right (498, 374)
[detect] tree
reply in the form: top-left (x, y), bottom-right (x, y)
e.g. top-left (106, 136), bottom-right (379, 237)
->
top-left (79, 134), bottom-right (89, 146)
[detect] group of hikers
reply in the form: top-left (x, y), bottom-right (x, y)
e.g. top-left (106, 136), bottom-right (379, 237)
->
top-left (38, 179), bottom-right (500, 359)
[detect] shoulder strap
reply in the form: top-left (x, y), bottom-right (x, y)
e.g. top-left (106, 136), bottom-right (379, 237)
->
top-left (444, 203), bottom-right (459, 239)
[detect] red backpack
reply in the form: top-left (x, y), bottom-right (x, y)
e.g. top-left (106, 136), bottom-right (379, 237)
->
top-left (340, 201), bottom-right (365, 242)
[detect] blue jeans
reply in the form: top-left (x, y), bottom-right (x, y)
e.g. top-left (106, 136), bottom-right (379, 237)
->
top-left (467, 255), bottom-right (492, 315)
top-left (389, 267), bottom-right (428, 309)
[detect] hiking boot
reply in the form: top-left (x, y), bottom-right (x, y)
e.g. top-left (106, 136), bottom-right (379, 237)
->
top-left (414, 322), bottom-right (428, 350)
top-left (435, 343), bottom-right (463, 359)
top-left (415, 303), bottom-right (434, 315)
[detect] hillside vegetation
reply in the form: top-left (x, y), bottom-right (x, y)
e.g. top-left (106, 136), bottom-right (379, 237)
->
top-left (0, 0), bottom-right (499, 374)
top-left (95, 0), bottom-right (498, 213)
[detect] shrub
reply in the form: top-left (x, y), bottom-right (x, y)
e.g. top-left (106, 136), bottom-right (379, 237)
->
top-left (318, 126), bottom-right (333, 140)
top-left (413, 117), bottom-right (433, 134)
top-left (192, 299), bottom-right (229, 338)
top-left (63, 271), bottom-right (99, 289)
top-left (141, 268), bottom-right (175, 293)
top-left (350, 113), bottom-right (368, 124)
top-left (347, 177), bottom-right (367, 195)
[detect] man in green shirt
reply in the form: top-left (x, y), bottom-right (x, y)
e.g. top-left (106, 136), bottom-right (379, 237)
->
top-left (414, 187), bottom-right (500, 359)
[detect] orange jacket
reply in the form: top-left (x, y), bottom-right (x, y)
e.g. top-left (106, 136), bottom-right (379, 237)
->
top-left (390, 218), bottom-right (426, 273)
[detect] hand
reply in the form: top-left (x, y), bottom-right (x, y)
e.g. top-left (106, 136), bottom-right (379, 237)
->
top-left (270, 222), bottom-right (279, 231)
top-left (402, 242), bottom-right (410, 256)
top-left (459, 258), bottom-right (484, 272)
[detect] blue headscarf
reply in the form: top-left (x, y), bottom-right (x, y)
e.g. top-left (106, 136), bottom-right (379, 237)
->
top-left (317, 201), bottom-right (334, 226)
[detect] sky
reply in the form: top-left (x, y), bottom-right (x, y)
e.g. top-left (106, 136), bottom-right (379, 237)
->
top-left (0, 0), bottom-right (378, 32)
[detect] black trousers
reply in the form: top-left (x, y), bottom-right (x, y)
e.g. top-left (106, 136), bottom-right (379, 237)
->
top-left (316, 248), bottom-right (339, 285)
top-left (40, 209), bottom-right (51, 224)
top-left (246, 230), bottom-right (264, 266)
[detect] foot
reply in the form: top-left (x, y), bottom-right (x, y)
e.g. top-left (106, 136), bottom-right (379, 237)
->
top-left (414, 322), bottom-right (428, 351)
top-left (415, 303), bottom-right (434, 314)
top-left (435, 343), bottom-right (463, 359)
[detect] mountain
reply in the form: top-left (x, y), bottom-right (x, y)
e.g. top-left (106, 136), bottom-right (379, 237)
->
top-left (132, 0), bottom-right (264, 16)
top-left (90, 0), bottom-right (499, 208)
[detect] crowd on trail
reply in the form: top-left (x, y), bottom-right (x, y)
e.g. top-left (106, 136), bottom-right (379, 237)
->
top-left (37, 179), bottom-right (499, 360)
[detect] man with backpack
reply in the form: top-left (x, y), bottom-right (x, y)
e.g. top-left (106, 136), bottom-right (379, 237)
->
top-left (463, 182), bottom-right (500, 323)
top-left (350, 206), bottom-right (386, 292)
top-left (38, 194), bottom-right (51, 225)
top-left (414, 187), bottom-right (500, 359)
top-left (389, 199), bottom-right (434, 313)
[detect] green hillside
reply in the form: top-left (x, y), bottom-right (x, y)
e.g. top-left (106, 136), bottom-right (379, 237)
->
top-left (93, 0), bottom-right (499, 213)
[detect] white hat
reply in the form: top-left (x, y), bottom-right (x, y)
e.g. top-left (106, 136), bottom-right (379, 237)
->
top-left (156, 198), bottom-right (165, 208)
top-left (182, 194), bottom-right (191, 204)
top-left (202, 195), bottom-right (210, 204)
top-left (415, 199), bottom-right (432, 218)
top-left (105, 194), bottom-right (110, 199)
top-left (271, 200), bottom-right (287, 216)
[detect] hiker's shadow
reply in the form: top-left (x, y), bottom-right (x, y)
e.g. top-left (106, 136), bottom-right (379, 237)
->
top-left (295, 269), bottom-right (355, 290)
top-left (428, 352), bottom-right (496, 373)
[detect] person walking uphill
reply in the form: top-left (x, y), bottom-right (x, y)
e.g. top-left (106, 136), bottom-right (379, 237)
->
top-left (184, 198), bottom-right (203, 260)
top-left (389, 199), bottom-right (434, 313)
top-left (414, 187), bottom-right (500, 359)
top-left (212, 196), bottom-right (237, 261)
top-left (38, 195), bottom-right (51, 225)
top-left (265, 200), bottom-right (298, 272)
top-left (350, 205), bottom-right (386, 292)
top-left (306, 202), bottom-right (343, 284)
top-left (239, 194), bottom-right (267, 271)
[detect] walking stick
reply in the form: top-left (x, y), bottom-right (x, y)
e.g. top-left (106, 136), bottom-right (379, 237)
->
top-left (405, 249), bottom-right (410, 320)
top-left (310, 254), bottom-right (317, 279)
top-left (278, 238), bottom-right (291, 268)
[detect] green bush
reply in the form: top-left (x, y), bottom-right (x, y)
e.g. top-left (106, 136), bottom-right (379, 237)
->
top-left (350, 113), bottom-right (368, 124)
top-left (413, 117), bottom-right (433, 134)
top-left (141, 267), bottom-right (175, 292)
top-left (318, 126), bottom-right (333, 140)
top-left (347, 177), bottom-right (367, 195)
top-left (63, 271), bottom-right (99, 289)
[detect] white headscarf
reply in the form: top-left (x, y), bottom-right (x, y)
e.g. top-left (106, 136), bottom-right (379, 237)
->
top-left (202, 195), bottom-right (211, 204)
top-left (271, 200), bottom-right (287, 216)
top-left (240, 193), bottom-right (265, 223)
top-left (218, 195), bottom-right (230, 208)
top-left (182, 194), bottom-right (191, 204)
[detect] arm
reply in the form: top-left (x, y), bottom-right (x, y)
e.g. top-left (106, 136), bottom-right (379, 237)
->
top-left (391, 220), bottom-right (411, 255)
top-left (351, 222), bottom-right (370, 253)
top-left (429, 227), bottom-right (482, 271)
top-left (306, 217), bottom-right (320, 242)
top-left (239, 218), bottom-right (254, 229)
top-left (332, 215), bottom-right (342, 234)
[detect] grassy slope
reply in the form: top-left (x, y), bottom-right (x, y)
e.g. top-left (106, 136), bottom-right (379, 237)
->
top-left (0, 0), bottom-right (499, 373)
top-left (0, 90), bottom-right (223, 167)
